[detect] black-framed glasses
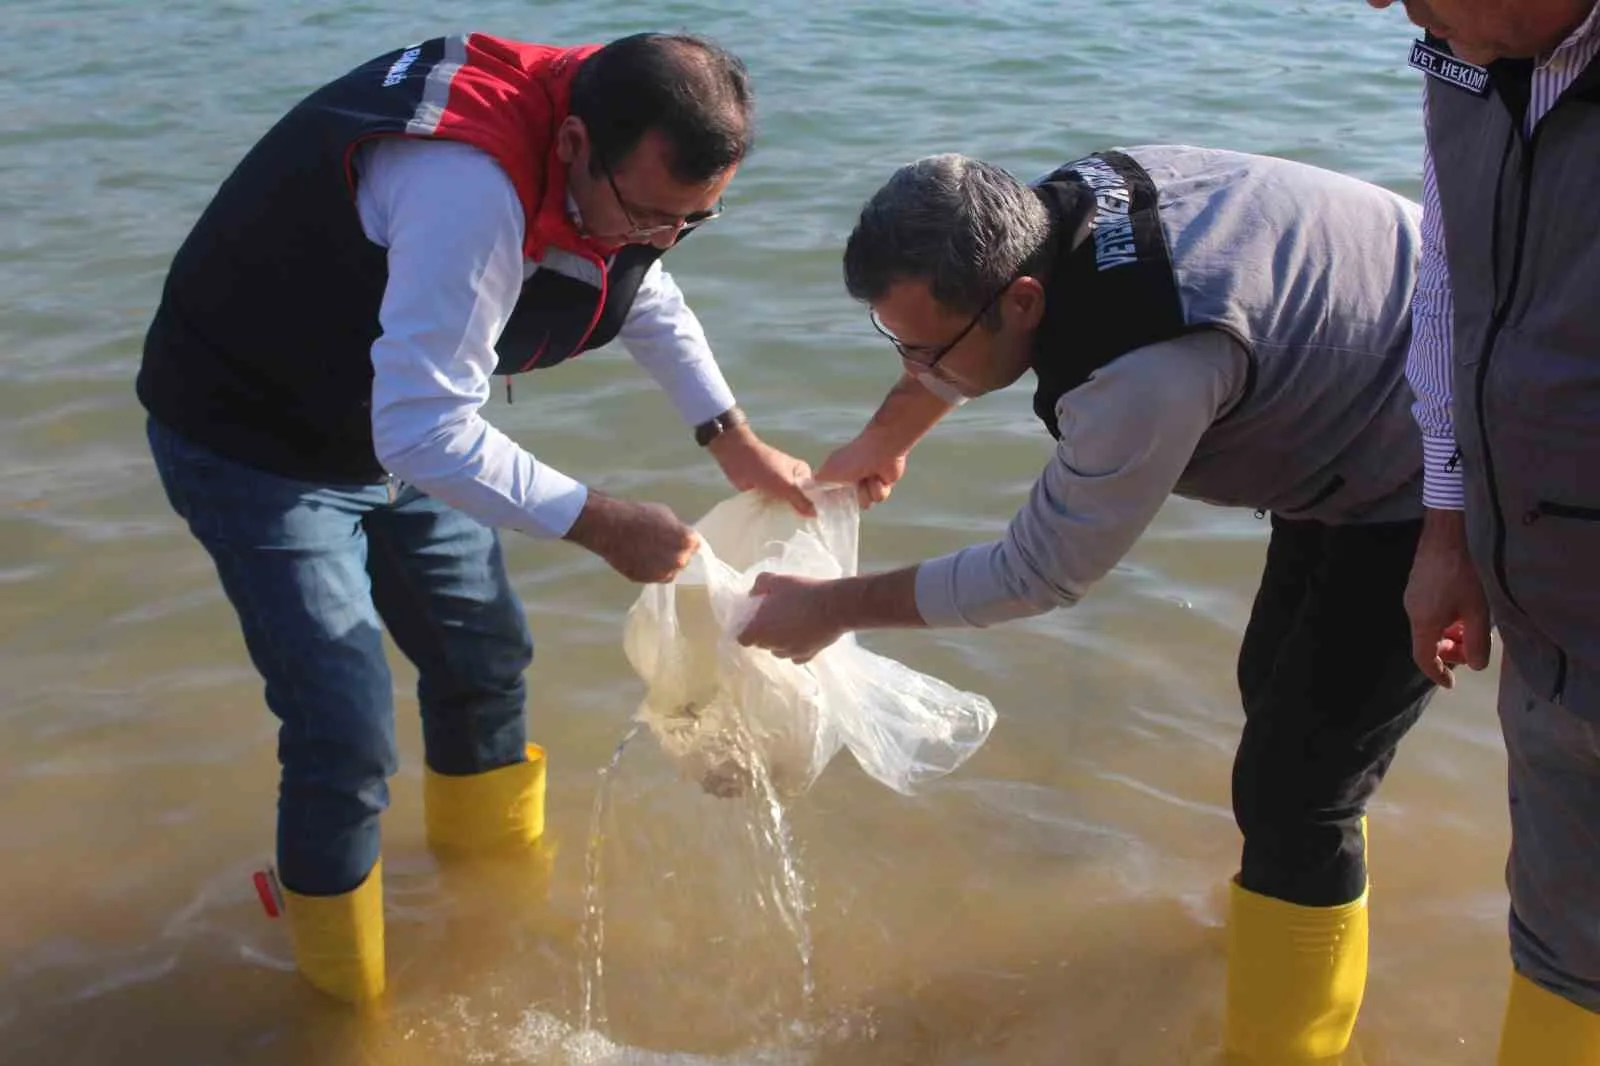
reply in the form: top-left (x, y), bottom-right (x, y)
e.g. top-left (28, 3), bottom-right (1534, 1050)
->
top-left (602, 160), bottom-right (724, 239)
top-left (869, 278), bottom-right (1014, 373)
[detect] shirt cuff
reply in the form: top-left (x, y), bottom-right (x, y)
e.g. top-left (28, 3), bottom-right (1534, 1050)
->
top-left (522, 467), bottom-right (590, 539)
top-left (674, 372), bottom-right (738, 428)
top-left (914, 544), bottom-right (1057, 629)
top-left (1421, 435), bottom-right (1464, 511)
top-left (914, 551), bottom-right (970, 628)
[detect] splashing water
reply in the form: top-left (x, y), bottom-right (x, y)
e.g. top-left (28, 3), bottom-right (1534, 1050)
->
top-left (404, 996), bottom-right (814, 1065)
top-left (739, 732), bottom-right (815, 1017)
top-left (577, 717), bottom-right (817, 1048)
top-left (578, 722), bottom-right (640, 1033)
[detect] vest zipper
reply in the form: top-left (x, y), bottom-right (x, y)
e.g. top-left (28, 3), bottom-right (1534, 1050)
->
top-left (1474, 120), bottom-right (1568, 701)
top-left (1473, 130), bottom-right (1533, 613)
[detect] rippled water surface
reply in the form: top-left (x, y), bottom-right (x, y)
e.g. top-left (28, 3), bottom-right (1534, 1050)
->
top-left (0, 2), bottom-right (1510, 1063)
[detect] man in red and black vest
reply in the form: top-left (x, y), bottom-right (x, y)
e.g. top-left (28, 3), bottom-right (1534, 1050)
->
top-left (136, 31), bottom-right (813, 1003)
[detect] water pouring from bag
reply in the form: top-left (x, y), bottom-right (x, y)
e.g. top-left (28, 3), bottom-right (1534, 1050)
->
top-left (622, 486), bottom-right (998, 800)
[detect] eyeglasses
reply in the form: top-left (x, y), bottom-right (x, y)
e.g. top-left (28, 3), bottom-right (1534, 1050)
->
top-left (602, 160), bottom-right (724, 240)
top-left (869, 279), bottom-right (1014, 374)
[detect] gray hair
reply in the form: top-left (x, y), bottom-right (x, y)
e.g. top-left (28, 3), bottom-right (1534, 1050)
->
top-left (843, 154), bottom-right (1052, 316)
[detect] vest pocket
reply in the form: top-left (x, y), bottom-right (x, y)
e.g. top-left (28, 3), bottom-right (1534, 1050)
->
top-left (1523, 500), bottom-right (1600, 525)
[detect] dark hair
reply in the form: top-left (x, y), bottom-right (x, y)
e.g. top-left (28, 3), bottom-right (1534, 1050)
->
top-left (844, 154), bottom-right (1052, 317)
top-left (569, 32), bottom-right (754, 184)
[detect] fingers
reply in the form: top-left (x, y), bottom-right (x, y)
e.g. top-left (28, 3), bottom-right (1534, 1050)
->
top-left (785, 466), bottom-right (818, 518)
top-left (1403, 563), bottom-right (1465, 687)
top-left (857, 475), bottom-right (891, 510)
top-left (736, 634), bottom-right (812, 664)
top-left (1413, 607), bottom-right (1494, 688)
top-left (735, 575), bottom-right (776, 648)
top-left (741, 458), bottom-right (816, 517)
top-left (735, 575), bottom-right (817, 661)
top-left (1435, 620), bottom-right (1464, 666)
top-left (1411, 620), bottom-right (1455, 688)
top-left (734, 611), bottom-right (766, 649)
top-left (657, 530), bottom-right (700, 582)
top-left (640, 517), bottom-right (699, 583)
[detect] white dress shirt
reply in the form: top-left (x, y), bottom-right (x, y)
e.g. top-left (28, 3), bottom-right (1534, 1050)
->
top-left (354, 136), bottom-right (737, 538)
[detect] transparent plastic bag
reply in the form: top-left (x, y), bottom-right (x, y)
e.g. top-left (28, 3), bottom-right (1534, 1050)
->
top-left (621, 486), bottom-right (998, 798)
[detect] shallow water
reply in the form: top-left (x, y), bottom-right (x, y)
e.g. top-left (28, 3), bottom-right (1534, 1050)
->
top-left (0, 1), bottom-right (1513, 1063)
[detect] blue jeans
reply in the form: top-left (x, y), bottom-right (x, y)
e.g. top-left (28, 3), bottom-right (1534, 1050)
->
top-left (147, 417), bottom-right (534, 896)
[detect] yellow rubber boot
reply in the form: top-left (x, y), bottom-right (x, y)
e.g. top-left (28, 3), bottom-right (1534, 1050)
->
top-left (424, 743), bottom-right (546, 853)
top-left (1496, 971), bottom-right (1600, 1066)
top-left (1223, 881), bottom-right (1369, 1064)
top-left (282, 860), bottom-right (386, 1003)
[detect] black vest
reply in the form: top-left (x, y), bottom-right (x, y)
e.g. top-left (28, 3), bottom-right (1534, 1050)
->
top-left (136, 39), bottom-right (667, 484)
top-left (1028, 150), bottom-right (1197, 437)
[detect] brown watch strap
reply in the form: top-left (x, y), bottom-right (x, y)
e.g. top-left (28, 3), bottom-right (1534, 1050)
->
top-left (694, 405), bottom-right (748, 447)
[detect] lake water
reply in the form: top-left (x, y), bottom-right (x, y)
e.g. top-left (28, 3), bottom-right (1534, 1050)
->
top-left (0, 2), bottom-right (1512, 1063)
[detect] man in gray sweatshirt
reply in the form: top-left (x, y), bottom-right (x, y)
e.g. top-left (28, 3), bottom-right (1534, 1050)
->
top-left (737, 145), bottom-right (1436, 1064)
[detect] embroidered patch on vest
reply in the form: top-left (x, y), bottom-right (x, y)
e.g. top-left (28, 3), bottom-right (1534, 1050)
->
top-left (1067, 154), bottom-right (1140, 270)
top-left (1026, 151), bottom-right (1187, 438)
top-left (1409, 38), bottom-right (1490, 96)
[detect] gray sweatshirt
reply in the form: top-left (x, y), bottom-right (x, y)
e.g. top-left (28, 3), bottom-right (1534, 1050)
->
top-left (917, 330), bottom-right (1252, 627)
top-left (915, 146), bottom-right (1426, 628)
top-left (917, 326), bottom-right (1425, 627)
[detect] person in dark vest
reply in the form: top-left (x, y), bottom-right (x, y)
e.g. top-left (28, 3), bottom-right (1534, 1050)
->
top-left (136, 31), bottom-right (814, 1004)
top-left (1367, 2), bottom-right (1600, 1063)
top-left (736, 145), bottom-right (1438, 1063)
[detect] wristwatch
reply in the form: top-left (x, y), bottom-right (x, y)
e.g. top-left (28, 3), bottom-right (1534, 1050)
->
top-left (694, 405), bottom-right (748, 447)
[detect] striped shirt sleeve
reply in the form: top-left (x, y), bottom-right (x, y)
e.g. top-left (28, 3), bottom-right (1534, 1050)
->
top-left (1407, 90), bottom-right (1464, 511)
